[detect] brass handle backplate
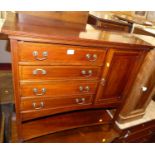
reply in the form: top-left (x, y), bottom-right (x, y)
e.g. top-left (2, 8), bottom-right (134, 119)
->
top-left (75, 98), bottom-right (86, 105)
top-left (81, 70), bottom-right (93, 77)
top-left (33, 69), bottom-right (47, 75)
top-left (33, 51), bottom-right (48, 61)
top-left (79, 86), bottom-right (90, 92)
top-left (33, 88), bottom-right (46, 96)
top-left (86, 53), bottom-right (97, 62)
top-left (32, 102), bottom-right (44, 110)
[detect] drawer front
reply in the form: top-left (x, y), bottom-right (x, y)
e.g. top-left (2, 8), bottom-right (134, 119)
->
top-left (18, 42), bottom-right (106, 66)
top-left (20, 81), bottom-right (98, 98)
top-left (21, 95), bottom-right (93, 112)
top-left (19, 66), bottom-right (101, 80)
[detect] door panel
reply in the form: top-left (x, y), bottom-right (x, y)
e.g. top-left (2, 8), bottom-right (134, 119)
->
top-left (95, 48), bottom-right (144, 105)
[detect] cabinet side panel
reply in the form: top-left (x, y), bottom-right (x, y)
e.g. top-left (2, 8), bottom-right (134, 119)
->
top-left (10, 39), bottom-right (22, 142)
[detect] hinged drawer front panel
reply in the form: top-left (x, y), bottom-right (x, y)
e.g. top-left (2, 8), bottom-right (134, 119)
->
top-left (21, 95), bottom-right (93, 112)
top-left (18, 42), bottom-right (106, 66)
top-left (20, 80), bottom-right (98, 98)
top-left (19, 66), bottom-right (101, 80)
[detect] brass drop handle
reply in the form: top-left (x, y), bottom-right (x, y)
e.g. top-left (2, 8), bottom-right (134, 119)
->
top-left (33, 51), bottom-right (48, 61)
top-left (75, 98), bottom-right (85, 105)
top-left (33, 69), bottom-right (47, 75)
top-left (79, 86), bottom-right (90, 92)
top-left (86, 53), bottom-right (98, 62)
top-left (32, 102), bottom-right (44, 110)
top-left (81, 70), bottom-right (93, 77)
top-left (33, 88), bottom-right (46, 96)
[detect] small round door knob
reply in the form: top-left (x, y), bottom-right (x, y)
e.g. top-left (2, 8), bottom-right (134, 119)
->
top-left (141, 86), bottom-right (147, 92)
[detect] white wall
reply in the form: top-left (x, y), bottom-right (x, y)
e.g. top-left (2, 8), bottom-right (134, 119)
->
top-left (0, 40), bottom-right (11, 63)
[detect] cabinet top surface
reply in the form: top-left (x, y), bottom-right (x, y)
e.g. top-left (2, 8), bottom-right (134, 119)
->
top-left (2, 19), bottom-right (154, 49)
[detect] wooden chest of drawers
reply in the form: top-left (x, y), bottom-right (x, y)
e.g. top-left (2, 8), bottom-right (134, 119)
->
top-left (3, 18), bottom-right (153, 142)
top-left (10, 38), bottom-right (151, 141)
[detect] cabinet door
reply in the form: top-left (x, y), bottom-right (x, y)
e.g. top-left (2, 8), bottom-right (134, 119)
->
top-left (95, 48), bottom-right (145, 105)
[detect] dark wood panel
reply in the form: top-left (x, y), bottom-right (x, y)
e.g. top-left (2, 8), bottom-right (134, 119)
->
top-left (96, 48), bottom-right (144, 104)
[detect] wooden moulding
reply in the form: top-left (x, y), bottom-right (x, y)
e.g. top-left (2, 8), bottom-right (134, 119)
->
top-left (117, 113), bottom-right (145, 124)
top-left (21, 109), bottom-right (112, 141)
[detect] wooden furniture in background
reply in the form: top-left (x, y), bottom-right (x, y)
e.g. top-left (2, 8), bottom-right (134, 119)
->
top-left (114, 120), bottom-right (155, 142)
top-left (2, 12), bottom-right (154, 142)
top-left (88, 14), bottom-right (131, 32)
top-left (133, 27), bottom-right (155, 38)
